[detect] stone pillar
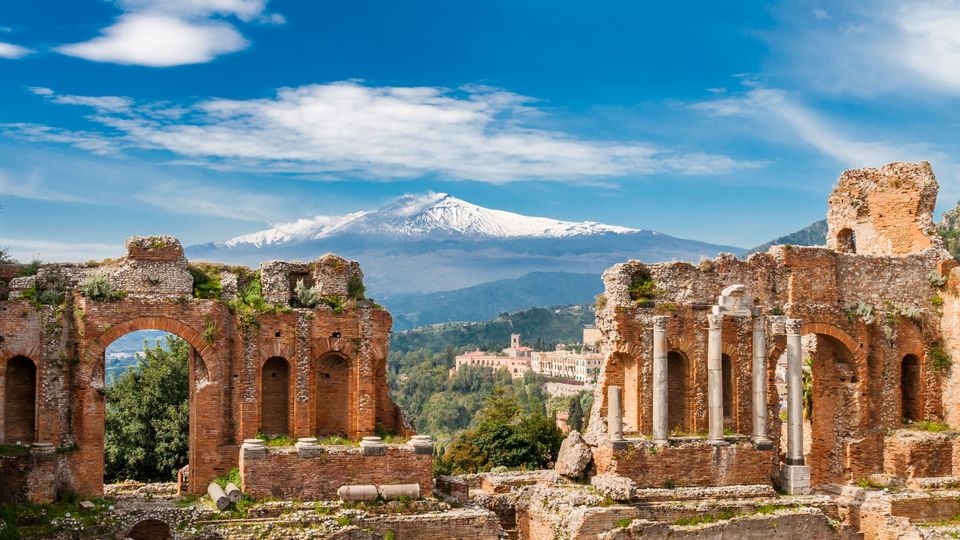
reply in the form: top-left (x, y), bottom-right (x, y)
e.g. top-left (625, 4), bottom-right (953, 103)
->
top-left (707, 314), bottom-right (724, 443)
top-left (780, 318), bottom-right (810, 494)
top-left (607, 386), bottom-right (626, 449)
top-left (751, 309), bottom-right (771, 448)
top-left (652, 316), bottom-right (669, 444)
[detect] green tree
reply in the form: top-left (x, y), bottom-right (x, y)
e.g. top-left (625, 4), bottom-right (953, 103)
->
top-left (568, 396), bottom-right (584, 432)
top-left (105, 335), bottom-right (189, 483)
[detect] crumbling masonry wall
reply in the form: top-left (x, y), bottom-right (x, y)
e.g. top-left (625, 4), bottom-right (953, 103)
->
top-left (590, 161), bottom-right (959, 488)
top-left (0, 236), bottom-right (411, 500)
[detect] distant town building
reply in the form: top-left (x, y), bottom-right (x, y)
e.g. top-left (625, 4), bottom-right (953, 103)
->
top-left (451, 328), bottom-right (602, 383)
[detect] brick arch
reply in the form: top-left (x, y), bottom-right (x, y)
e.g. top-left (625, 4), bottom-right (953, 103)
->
top-left (256, 342), bottom-right (295, 370)
top-left (800, 322), bottom-right (866, 364)
top-left (0, 346), bottom-right (42, 368)
top-left (313, 337), bottom-right (358, 359)
top-left (82, 317), bottom-right (218, 385)
top-left (611, 340), bottom-right (642, 358)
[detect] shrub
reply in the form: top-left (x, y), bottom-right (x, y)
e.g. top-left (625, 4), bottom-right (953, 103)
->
top-left (628, 270), bottom-right (662, 307)
top-left (79, 273), bottom-right (125, 301)
top-left (294, 279), bottom-right (323, 308)
top-left (189, 265), bottom-right (222, 300)
top-left (929, 271), bottom-right (948, 288)
top-left (347, 275), bottom-right (366, 300)
top-left (931, 343), bottom-right (952, 373)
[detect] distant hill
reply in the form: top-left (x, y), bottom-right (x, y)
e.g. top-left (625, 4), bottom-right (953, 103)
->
top-left (381, 271), bottom-right (602, 331)
top-left (389, 304), bottom-right (595, 356)
top-left (749, 219), bottom-right (828, 254)
top-left (941, 201), bottom-right (960, 261)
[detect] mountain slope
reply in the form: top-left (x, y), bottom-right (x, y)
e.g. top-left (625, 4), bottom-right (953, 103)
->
top-left (749, 219), bottom-right (828, 254)
top-left (187, 192), bottom-right (745, 294)
top-left (381, 271), bottom-right (603, 330)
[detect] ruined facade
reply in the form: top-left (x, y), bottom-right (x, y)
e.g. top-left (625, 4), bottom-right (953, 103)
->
top-left (589, 161), bottom-right (960, 491)
top-left (0, 237), bottom-right (410, 501)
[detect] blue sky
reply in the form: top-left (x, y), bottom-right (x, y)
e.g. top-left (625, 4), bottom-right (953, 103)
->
top-left (1, 0), bottom-right (959, 261)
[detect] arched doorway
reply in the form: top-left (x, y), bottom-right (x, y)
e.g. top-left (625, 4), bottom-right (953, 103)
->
top-left (901, 354), bottom-right (921, 422)
top-left (805, 332), bottom-right (862, 485)
top-left (260, 357), bottom-right (290, 436)
top-left (127, 519), bottom-right (171, 540)
top-left (836, 228), bottom-right (857, 253)
top-left (315, 353), bottom-right (351, 436)
top-left (4, 356), bottom-right (37, 444)
top-left (667, 351), bottom-right (689, 434)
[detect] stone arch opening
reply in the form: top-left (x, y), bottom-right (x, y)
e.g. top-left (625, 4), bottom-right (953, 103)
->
top-left (667, 350), bottom-right (690, 434)
top-left (127, 519), bottom-right (171, 540)
top-left (617, 352), bottom-right (639, 434)
top-left (901, 354), bottom-right (921, 422)
top-left (721, 353), bottom-right (733, 424)
top-left (804, 332), bottom-right (861, 485)
top-left (315, 352), bottom-right (352, 436)
top-left (836, 228), bottom-right (857, 254)
top-left (4, 356), bottom-right (37, 444)
top-left (260, 356), bottom-right (291, 436)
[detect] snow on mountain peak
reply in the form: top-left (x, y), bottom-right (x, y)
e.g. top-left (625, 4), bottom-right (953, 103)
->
top-left (221, 192), bottom-right (640, 247)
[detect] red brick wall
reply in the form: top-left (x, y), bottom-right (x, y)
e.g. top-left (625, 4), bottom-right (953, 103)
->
top-left (260, 357), bottom-right (290, 436)
top-left (592, 440), bottom-right (775, 488)
top-left (4, 356), bottom-right (36, 443)
top-left (883, 431), bottom-right (955, 479)
top-left (315, 353), bottom-right (351, 436)
top-left (240, 445), bottom-right (432, 500)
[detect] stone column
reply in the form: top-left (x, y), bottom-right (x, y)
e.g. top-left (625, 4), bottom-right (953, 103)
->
top-left (652, 316), bottom-right (669, 444)
top-left (607, 385), bottom-right (626, 449)
top-left (751, 309), bottom-right (771, 448)
top-left (780, 318), bottom-right (811, 494)
top-left (707, 314), bottom-right (724, 443)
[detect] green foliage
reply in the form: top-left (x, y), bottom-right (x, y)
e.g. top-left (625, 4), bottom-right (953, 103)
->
top-left (932, 295), bottom-right (945, 308)
top-left (0, 444), bottom-right (30, 457)
top-left (616, 518), bottom-right (633, 528)
top-left (105, 335), bottom-right (189, 483)
top-left (802, 356), bottom-right (814, 419)
top-left (256, 433), bottom-right (293, 447)
top-left (435, 392), bottom-right (563, 474)
top-left (336, 516), bottom-right (353, 526)
top-left (628, 270), bottom-right (661, 307)
top-left (321, 295), bottom-right (345, 313)
top-left (315, 435), bottom-right (358, 446)
top-left (213, 468), bottom-right (242, 490)
top-left (203, 316), bottom-right (217, 345)
top-left (228, 271), bottom-right (288, 329)
top-left (15, 259), bottom-right (40, 277)
top-left (347, 275), bottom-right (366, 300)
top-left (189, 265), bottom-right (222, 300)
top-left (568, 396), bottom-right (584, 432)
top-left (674, 511), bottom-right (735, 526)
top-left (930, 342), bottom-right (952, 373)
top-left (929, 271), bottom-right (949, 288)
top-left (79, 273), bottom-right (125, 301)
top-left (0, 245), bottom-right (15, 265)
top-left (383, 530), bottom-right (396, 540)
top-left (0, 495), bottom-right (114, 539)
top-left (294, 278), bottom-right (323, 308)
top-left (904, 419), bottom-right (949, 432)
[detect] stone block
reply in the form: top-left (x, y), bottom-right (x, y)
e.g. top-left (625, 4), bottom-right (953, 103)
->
top-left (780, 463), bottom-right (811, 495)
top-left (555, 431), bottom-right (593, 478)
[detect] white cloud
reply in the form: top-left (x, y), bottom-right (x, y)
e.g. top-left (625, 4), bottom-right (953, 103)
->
top-left (135, 180), bottom-right (290, 221)
top-left (0, 238), bottom-right (123, 263)
top-left (0, 123), bottom-right (122, 156)
top-left (29, 86), bottom-right (135, 112)
top-left (812, 8), bottom-right (831, 20)
top-left (22, 82), bottom-right (760, 183)
top-left (56, 0), bottom-right (280, 66)
top-left (769, 0), bottom-right (960, 96)
top-left (0, 42), bottom-right (32, 59)
top-left (0, 170), bottom-right (91, 203)
top-left (57, 13), bottom-right (248, 67)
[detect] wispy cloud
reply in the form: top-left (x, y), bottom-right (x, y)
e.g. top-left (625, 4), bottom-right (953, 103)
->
top-left (0, 123), bottom-right (122, 156)
top-left (135, 180), bottom-right (291, 221)
top-left (0, 170), bottom-right (91, 203)
top-left (29, 87), bottom-right (134, 112)
top-left (0, 238), bottom-right (123, 263)
top-left (16, 83), bottom-right (762, 184)
top-left (56, 0), bottom-right (282, 67)
top-left (0, 42), bottom-right (32, 59)
top-left (768, 0), bottom-right (960, 96)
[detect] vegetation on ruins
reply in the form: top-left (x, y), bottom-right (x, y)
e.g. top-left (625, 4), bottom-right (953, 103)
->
top-left (347, 274), bottom-right (366, 300)
top-left (189, 264), bottom-right (224, 300)
top-left (19, 269), bottom-right (67, 307)
top-left (294, 278), bottom-right (324, 308)
top-left (930, 342), bottom-right (952, 373)
top-left (105, 335), bottom-right (189, 483)
top-left (628, 270), bottom-right (662, 307)
top-left (0, 245), bottom-right (13, 264)
top-left (78, 273), bottom-right (126, 301)
top-left (15, 259), bottom-right (40, 277)
top-left (0, 492), bottom-right (115, 539)
top-left (227, 270), bottom-right (289, 329)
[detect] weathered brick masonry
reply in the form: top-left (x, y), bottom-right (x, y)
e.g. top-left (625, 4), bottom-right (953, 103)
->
top-left (240, 444), bottom-right (432, 500)
top-left (0, 236), bottom-right (412, 500)
top-left (589, 161), bottom-right (960, 488)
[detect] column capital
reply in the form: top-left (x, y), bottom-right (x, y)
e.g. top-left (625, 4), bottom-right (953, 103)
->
top-left (768, 315), bottom-right (787, 335)
top-left (752, 312), bottom-right (766, 330)
top-left (785, 318), bottom-right (803, 335)
top-left (708, 313), bottom-right (723, 330)
top-left (652, 315), bottom-right (669, 330)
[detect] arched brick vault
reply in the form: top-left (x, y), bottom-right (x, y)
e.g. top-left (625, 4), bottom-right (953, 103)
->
top-left (0, 347), bottom-right (43, 367)
top-left (800, 322), bottom-right (867, 365)
top-left (81, 316), bottom-right (219, 386)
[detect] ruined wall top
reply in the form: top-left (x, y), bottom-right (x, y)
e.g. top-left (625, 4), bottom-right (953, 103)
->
top-left (826, 161), bottom-right (942, 256)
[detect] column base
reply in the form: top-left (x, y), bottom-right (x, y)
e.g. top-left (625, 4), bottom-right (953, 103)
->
top-left (751, 436), bottom-right (773, 450)
top-left (708, 438), bottom-right (728, 447)
top-left (780, 463), bottom-right (811, 495)
top-left (607, 438), bottom-right (628, 450)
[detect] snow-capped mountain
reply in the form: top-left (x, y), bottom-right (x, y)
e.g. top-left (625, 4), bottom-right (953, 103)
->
top-left (222, 192), bottom-right (639, 248)
top-left (187, 193), bottom-right (744, 295)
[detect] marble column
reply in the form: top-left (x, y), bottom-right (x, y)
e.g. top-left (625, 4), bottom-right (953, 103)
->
top-left (652, 316), bottom-right (669, 444)
top-left (751, 309), bottom-right (771, 447)
top-left (607, 385), bottom-right (625, 448)
top-left (780, 317), bottom-right (811, 494)
top-left (707, 314), bottom-right (724, 443)
top-left (785, 318), bottom-right (804, 465)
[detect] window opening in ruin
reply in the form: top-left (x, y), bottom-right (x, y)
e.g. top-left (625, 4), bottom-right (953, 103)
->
top-left (667, 350), bottom-right (689, 434)
top-left (836, 228), bottom-right (857, 254)
top-left (901, 354), bottom-right (921, 422)
top-left (4, 355), bottom-right (37, 444)
top-left (721, 354), bottom-right (733, 423)
top-left (104, 330), bottom-right (190, 484)
top-left (260, 356), bottom-right (291, 436)
top-left (127, 519), bottom-right (172, 540)
top-left (316, 352), bottom-right (351, 436)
